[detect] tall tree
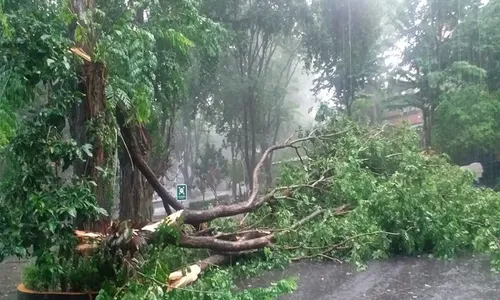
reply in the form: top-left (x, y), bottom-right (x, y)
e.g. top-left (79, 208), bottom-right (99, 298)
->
top-left (389, 0), bottom-right (479, 148)
top-left (204, 0), bottom-right (307, 191)
top-left (452, 0), bottom-right (500, 92)
top-left (68, 0), bottom-right (117, 216)
top-left (304, 0), bottom-right (383, 116)
top-left (104, 0), bottom-right (223, 220)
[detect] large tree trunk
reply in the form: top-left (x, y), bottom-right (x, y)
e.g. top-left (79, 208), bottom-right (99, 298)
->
top-left (119, 125), bottom-right (153, 222)
top-left (69, 61), bottom-right (110, 210)
top-left (81, 62), bottom-right (109, 209)
top-left (119, 160), bottom-right (152, 222)
top-left (68, 1), bottom-right (112, 217)
top-left (117, 107), bottom-right (178, 215)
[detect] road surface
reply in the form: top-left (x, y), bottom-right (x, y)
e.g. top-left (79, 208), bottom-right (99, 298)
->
top-left (3, 254), bottom-right (500, 299)
top-left (152, 190), bottom-right (231, 217)
top-left (238, 254), bottom-right (500, 299)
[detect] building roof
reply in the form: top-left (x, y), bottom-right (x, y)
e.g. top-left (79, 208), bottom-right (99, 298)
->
top-left (385, 110), bottom-right (423, 126)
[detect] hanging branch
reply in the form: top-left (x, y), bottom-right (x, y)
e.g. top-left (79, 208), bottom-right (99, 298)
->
top-left (122, 113), bottom-right (351, 225)
top-left (116, 106), bottom-right (183, 214)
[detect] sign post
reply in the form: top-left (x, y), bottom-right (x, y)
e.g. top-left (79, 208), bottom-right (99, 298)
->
top-left (176, 184), bottom-right (187, 201)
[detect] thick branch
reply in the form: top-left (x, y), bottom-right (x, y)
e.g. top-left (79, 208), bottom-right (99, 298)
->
top-left (182, 194), bottom-right (273, 224)
top-left (116, 107), bottom-right (183, 213)
top-left (127, 117), bottom-right (348, 224)
top-left (179, 234), bottom-right (274, 252)
top-left (167, 254), bottom-right (227, 291)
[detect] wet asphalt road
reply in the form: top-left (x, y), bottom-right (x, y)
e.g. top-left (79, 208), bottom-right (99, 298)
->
top-left (3, 255), bottom-right (500, 299)
top-left (239, 255), bottom-right (500, 299)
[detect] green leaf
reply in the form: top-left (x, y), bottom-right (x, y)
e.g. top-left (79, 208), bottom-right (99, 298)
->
top-left (96, 207), bottom-right (108, 216)
top-left (67, 207), bottom-right (77, 218)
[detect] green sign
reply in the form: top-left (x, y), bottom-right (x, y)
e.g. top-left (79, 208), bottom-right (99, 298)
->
top-left (176, 184), bottom-right (187, 201)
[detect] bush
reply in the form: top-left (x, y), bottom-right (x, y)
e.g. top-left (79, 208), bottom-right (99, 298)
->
top-left (22, 251), bottom-right (124, 292)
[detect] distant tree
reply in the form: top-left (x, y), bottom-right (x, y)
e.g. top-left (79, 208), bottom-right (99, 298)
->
top-left (432, 64), bottom-right (500, 164)
top-left (389, 0), bottom-right (484, 148)
top-left (303, 0), bottom-right (383, 116)
top-left (194, 142), bottom-right (228, 201)
top-left (202, 0), bottom-right (307, 192)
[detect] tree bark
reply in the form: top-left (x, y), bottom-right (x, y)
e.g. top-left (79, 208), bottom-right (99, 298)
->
top-left (119, 125), bottom-right (153, 222)
top-left (117, 107), bottom-right (179, 214)
top-left (68, 1), bottom-right (111, 214)
top-left (119, 160), bottom-right (152, 222)
top-left (179, 233), bottom-right (273, 252)
top-left (81, 62), bottom-right (109, 210)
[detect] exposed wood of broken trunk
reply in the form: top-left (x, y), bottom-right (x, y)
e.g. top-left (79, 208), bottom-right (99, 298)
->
top-left (75, 204), bottom-right (349, 290)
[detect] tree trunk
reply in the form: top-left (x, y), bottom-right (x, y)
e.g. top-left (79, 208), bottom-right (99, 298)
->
top-left (260, 141), bottom-right (273, 189)
top-left (69, 88), bottom-right (86, 177)
top-left (81, 62), bottom-right (109, 210)
top-left (119, 159), bottom-right (152, 222)
top-left (180, 163), bottom-right (192, 196)
top-left (422, 108), bottom-right (432, 149)
top-left (116, 107), bottom-right (179, 214)
top-left (230, 146), bottom-right (237, 199)
top-left (249, 93), bottom-right (257, 190)
top-left (242, 97), bottom-right (253, 191)
top-left (118, 125), bottom-right (153, 222)
top-left (67, 2), bottom-right (115, 233)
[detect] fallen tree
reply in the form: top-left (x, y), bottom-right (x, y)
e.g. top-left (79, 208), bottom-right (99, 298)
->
top-left (75, 116), bottom-right (352, 290)
top-left (117, 108), bottom-right (351, 250)
top-left (72, 118), bottom-right (500, 297)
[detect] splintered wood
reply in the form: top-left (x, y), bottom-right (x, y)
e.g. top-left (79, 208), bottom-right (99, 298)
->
top-left (167, 264), bottom-right (202, 291)
top-left (72, 210), bottom-right (215, 291)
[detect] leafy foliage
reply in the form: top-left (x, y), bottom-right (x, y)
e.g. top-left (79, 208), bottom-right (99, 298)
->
top-left (22, 252), bottom-right (121, 293)
top-left (0, 99), bottom-right (107, 259)
top-left (0, 1), bottom-right (71, 147)
top-left (433, 84), bottom-right (500, 163)
top-left (248, 118), bottom-right (500, 270)
top-left (304, 0), bottom-right (383, 115)
top-left (3, 0), bottom-right (500, 298)
top-left (95, 245), bottom-right (296, 300)
top-left (388, 0), bottom-right (500, 150)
